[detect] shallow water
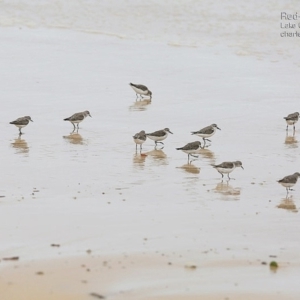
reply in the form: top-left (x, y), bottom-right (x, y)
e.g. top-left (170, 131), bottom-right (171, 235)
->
top-left (0, 3), bottom-right (299, 298)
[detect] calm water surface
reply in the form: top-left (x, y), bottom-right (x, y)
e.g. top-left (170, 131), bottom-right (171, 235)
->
top-left (0, 1), bottom-right (299, 297)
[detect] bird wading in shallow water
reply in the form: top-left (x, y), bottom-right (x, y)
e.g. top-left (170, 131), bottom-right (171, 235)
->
top-left (146, 128), bottom-right (173, 147)
top-left (284, 112), bottom-right (299, 131)
top-left (212, 161), bottom-right (244, 180)
top-left (129, 83), bottom-right (152, 100)
top-left (278, 172), bottom-right (300, 197)
top-left (176, 141), bottom-right (202, 163)
top-left (64, 111), bottom-right (91, 131)
top-left (191, 124), bottom-right (221, 146)
top-left (10, 116), bottom-right (33, 135)
top-left (133, 130), bottom-right (147, 151)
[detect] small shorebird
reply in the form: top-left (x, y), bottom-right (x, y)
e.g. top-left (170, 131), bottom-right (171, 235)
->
top-left (191, 124), bottom-right (221, 145)
top-left (129, 83), bottom-right (152, 100)
top-left (146, 128), bottom-right (173, 147)
top-left (133, 130), bottom-right (147, 151)
top-left (212, 161), bottom-right (244, 180)
top-left (10, 116), bottom-right (33, 135)
top-left (278, 172), bottom-right (300, 196)
top-left (64, 110), bottom-right (91, 131)
top-left (176, 141), bottom-right (202, 163)
top-left (284, 112), bottom-right (299, 131)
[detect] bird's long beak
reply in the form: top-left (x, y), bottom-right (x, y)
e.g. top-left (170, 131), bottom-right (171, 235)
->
top-left (217, 127), bottom-right (221, 130)
top-left (89, 114), bottom-right (92, 118)
top-left (169, 130), bottom-right (173, 134)
top-left (241, 166), bottom-right (244, 170)
top-left (30, 120), bottom-right (33, 122)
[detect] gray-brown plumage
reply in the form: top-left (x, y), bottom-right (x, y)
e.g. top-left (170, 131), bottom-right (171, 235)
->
top-left (10, 116), bottom-right (33, 134)
top-left (146, 128), bottom-right (173, 146)
top-left (133, 130), bottom-right (147, 151)
top-left (176, 141), bottom-right (202, 163)
top-left (191, 124), bottom-right (221, 144)
top-left (284, 112), bottom-right (299, 131)
top-left (278, 172), bottom-right (300, 196)
top-left (212, 161), bottom-right (243, 180)
top-left (129, 83), bottom-right (152, 99)
top-left (64, 110), bottom-right (91, 131)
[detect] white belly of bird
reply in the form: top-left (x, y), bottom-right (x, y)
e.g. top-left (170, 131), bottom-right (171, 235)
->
top-left (147, 133), bottom-right (167, 142)
top-left (134, 138), bottom-right (145, 145)
top-left (286, 119), bottom-right (298, 125)
top-left (196, 130), bottom-right (215, 138)
top-left (183, 148), bottom-right (199, 155)
top-left (280, 182), bottom-right (295, 188)
top-left (216, 167), bottom-right (235, 174)
top-left (131, 86), bottom-right (148, 95)
top-left (15, 124), bottom-right (26, 128)
top-left (71, 119), bottom-right (84, 124)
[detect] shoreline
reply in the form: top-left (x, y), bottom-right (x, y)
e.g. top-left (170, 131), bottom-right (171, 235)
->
top-left (1, 252), bottom-right (300, 300)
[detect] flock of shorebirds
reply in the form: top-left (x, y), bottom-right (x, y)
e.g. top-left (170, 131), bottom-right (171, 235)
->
top-left (9, 83), bottom-right (300, 197)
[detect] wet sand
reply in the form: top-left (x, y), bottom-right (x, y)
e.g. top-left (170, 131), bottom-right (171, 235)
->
top-left (0, 26), bottom-right (300, 299)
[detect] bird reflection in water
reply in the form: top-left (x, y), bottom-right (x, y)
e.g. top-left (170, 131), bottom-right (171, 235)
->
top-left (177, 163), bottom-right (200, 175)
top-left (198, 148), bottom-right (215, 164)
top-left (214, 180), bottom-right (241, 200)
top-left (11, 134), bottom-right (29, 154)
top-left (144, 149), bottom-right (168, 165)
top-left (284, 131), bottom-right (298, 148)
top-left (129, 99), bottom-right (151, 111)
top-left (277, 196), bottom-right (297, 212)
top-left (132, 153), bottom-right (147, 169)
top-left (63, 131), bottom-right (86, 145)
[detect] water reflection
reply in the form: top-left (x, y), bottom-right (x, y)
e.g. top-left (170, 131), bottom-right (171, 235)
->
top-left (144, 149), bottom-right (168, 165)
top-left (214, 180), bottom-right (241, 200)
top-left (277, 196), bottom-right (297, 212)
top-left (129, 99), bottom-right (151, 111)
top-left (177, 163), bottom-right (200, 175)
top-left (11, 134), bottom-right (29, 155)
top-left (284, 132), bottom-right (298, 148)
top-left (132, 153), bottom-right (146, 169)
top-left (63, 131), bottom-right (86, 145)
top-left (198, 148), bottom-right (215, 164)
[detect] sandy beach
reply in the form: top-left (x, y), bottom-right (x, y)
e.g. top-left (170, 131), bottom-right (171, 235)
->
top-left (0, 1), bottom-right (300, 299)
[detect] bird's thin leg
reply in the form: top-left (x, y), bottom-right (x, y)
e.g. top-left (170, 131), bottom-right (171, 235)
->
top-left (188, 154), bottom-right (190, 164)
top-left (205, 138), bottom-right (211, 142)
top-left (293, 125), bottom-right (296, 131)
top-left (140, 144), bottom-right (142, 152)
top-left (136, 144), bottom-right (137, 151)
top-left (286, 125), bottom-right (288, 131)
top-left (77, 123), bottom-right (79, 130)
top-left (218, 171), bottom-right (223, 179)
top-left (19, 128), bottom-right (22, 135)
